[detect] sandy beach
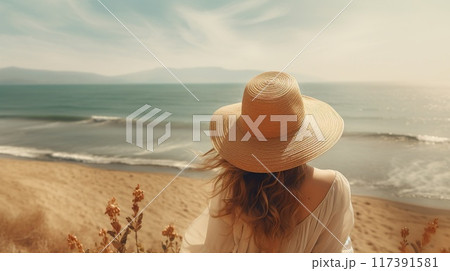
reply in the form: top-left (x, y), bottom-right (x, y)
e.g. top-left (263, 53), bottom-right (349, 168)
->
top-left (0, 158), bottom-right (449, 253)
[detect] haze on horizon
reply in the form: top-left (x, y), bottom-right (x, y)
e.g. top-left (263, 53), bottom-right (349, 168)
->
top-left (1, 0), bottom-right (449, 84)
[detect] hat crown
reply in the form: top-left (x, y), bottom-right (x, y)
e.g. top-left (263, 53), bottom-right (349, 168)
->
top-left (240, 71), bottom-right (305, 138)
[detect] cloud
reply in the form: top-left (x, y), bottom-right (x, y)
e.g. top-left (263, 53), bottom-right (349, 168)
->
top-left (0, 0), bottom-right (449, 84)
top-left (242, 8), bottom-right (288, 25)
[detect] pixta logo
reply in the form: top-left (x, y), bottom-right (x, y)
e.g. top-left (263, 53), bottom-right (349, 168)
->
top-left (126, 104), bottom-right (171, 151)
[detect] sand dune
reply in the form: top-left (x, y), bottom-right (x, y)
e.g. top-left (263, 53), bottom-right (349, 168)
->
top-left (0, 158), bottom-right (448, 252)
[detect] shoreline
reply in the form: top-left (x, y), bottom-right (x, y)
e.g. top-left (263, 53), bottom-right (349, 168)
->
top-left (0, 157), bottom-right (449, 252)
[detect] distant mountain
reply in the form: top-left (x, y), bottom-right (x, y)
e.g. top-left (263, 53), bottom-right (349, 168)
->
top-left (0, 67), bottom-right (118, 85)
top-left (0, 66), bottom-right (318, 84)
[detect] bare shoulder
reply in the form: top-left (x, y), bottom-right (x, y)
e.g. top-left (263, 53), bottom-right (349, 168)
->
top-left (308, 167), bottom-right (336, 189)
top-left (298, 167), bottom-right (337, 209)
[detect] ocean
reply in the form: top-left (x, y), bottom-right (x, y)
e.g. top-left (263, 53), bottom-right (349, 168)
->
top-left (0, 83), bottom-right (449, 208)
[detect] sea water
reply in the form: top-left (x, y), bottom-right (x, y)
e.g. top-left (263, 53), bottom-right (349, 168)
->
top-left (0, 83), bottom-right (448, 208)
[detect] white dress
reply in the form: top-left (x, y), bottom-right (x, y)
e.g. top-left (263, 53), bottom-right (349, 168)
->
top-left (181, 171), bottom-right (354, 253)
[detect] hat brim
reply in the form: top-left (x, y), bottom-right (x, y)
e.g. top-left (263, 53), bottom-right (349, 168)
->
top-left (209, 96), bottom-right (344, 173)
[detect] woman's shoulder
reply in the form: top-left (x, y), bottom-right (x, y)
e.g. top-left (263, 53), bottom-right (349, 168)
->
top-left (332, 170), bottom-right (351, 194)
top-left (303, 167), bottom-right (336, 196)
top-left (307, 168), bottom-right (351, 203)
top-left (310, 168), bottom-right (350, 187)
top-left (325, 170), bottom-right (352, 208)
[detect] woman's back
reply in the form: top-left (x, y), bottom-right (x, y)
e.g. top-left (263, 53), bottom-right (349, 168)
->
top-left (181, 169), bottom-right (354, 253)
top-left (294, 167), bottom-right (337, 223)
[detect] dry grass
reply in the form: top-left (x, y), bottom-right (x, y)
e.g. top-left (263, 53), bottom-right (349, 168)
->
top-left (0, 209), bottom-right (68, 253)
top-left (399, 218), bottom-right (447, 253)
top-left (67, 184), bottom-right (180, 253)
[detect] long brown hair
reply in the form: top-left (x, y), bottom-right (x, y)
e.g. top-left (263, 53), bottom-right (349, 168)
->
top-left (203, 149), bottom-right (307, 252)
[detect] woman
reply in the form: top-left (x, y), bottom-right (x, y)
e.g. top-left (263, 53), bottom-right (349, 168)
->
top-left (181, 71), bottom-right (354, 253)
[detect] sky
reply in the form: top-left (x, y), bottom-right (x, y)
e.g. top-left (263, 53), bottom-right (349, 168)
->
top-left (1, 0), bottom-right (450, 84)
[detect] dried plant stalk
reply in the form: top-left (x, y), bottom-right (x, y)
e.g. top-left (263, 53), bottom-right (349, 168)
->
top-left (422, 218), bottom-right (439, 248)
top-left (98, 228), bottom-right (113, 253)
top-left (399, 218), bottom-right (440, 253)
top-left (67, 234), bottom-right (85, 253)
top-left (68, 184), bottom-right (184, 253)
top-left (399, 227), bottom-right (409, 253)
top-left (161, 224), bottom-right (183, 253)
top-left (126, 184), bottom-right (144, 253)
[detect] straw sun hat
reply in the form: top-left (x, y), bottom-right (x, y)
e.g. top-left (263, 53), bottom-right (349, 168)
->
top-left (209, 71), bottom-right (344, 173)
